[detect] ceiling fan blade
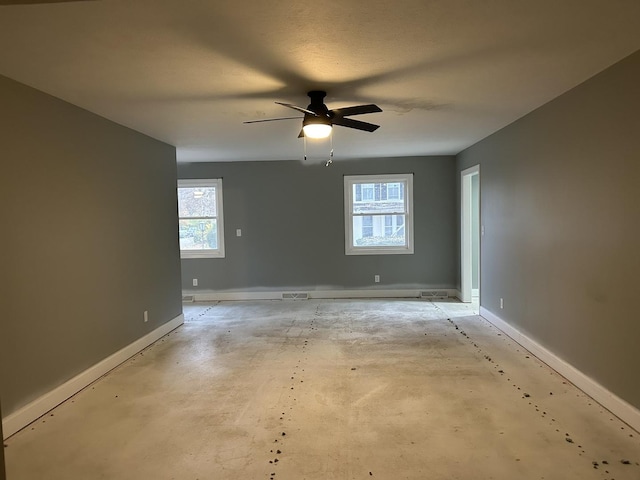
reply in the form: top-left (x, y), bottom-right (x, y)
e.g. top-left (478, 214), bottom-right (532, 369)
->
top-left (243, 116), bottom-right (302, 124)
top-left (330, 104), bottom-right (382, 117)
top-left (275, 102), bottom-right (317, 116)
top-left (332, 117), bottom-right (380, 132)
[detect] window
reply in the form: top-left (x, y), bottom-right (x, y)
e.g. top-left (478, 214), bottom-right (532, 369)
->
top-left (177, 179), bottom-right (225, 258)
top-left (362, 184), bottom-right (374, 201)
top-left (387, 183), bottom-right (401, 200)
top-left (344, 173), bottom-right (414, 255)
top-left (362, 216), bottom-right (373, 237)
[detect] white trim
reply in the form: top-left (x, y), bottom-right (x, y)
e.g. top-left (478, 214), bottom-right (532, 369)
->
top-left (185, 289), bottom-right (459, 302)
top-left (460, 165), bottom-right (479, 303)
top-left (178, 178), bottom-right (225, 259)
top-left (344, 173), bottom-right (414, 256)
top-left (472, 288), bottom-right (479, 297)
top-left (480, 307), bottom-right (640, 432)
top-left (2, 314), bottom-right (184, 439)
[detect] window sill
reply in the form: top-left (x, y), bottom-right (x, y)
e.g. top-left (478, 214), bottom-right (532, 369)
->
top-left (180, 251), bottom-right (225, 259)
top-left (345, 246), bottom-right (414, 256)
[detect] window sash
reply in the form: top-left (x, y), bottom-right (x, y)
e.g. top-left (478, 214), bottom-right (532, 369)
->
top-left (177, 179), bottom-right (225, 258)
top-left (344, 174), bottom-right (414, 255)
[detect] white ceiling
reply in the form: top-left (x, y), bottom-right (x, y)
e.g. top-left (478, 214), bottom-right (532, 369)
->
top-left (1, 0), bottom-right (639, 163)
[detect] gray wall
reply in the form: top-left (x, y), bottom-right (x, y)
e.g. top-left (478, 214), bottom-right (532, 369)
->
top-left (0, 75), bottom-right (183, 417)
top-left (178, 156), bottom-right (457, 292)
top-left (457, 50), bottom-right (640, 409)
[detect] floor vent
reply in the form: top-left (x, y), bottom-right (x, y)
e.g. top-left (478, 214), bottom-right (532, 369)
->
top-left (420, 291), bottom-right (449, 300)
top-left (182, 295), bottom-right (195, 303)
top-left (282, 292), bottom-right (309, 300)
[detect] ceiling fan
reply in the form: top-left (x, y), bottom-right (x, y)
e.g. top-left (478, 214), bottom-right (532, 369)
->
top-left (244, 91), bottom-right (382, 139)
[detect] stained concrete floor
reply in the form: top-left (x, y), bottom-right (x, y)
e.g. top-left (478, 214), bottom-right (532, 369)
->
top-left (3, 299), bottom-right (640, 479)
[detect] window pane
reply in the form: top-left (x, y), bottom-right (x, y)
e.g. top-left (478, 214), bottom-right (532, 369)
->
top-left (179, 219), bottom-right (218, 250)
top-left (352, 214), bottom-right (406, 247)
top-left (178, 187), bottom-right (217, 217)
top-left (352, 181), bottom-right (405, 214)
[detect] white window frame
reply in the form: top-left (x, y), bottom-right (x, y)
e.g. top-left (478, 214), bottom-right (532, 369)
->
top-left (344, 173), bottom-right (414, 255)
top-left (177, 178), bottom-right (225, 259)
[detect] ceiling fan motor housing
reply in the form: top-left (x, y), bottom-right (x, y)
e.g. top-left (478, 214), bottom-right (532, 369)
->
top-left (304, 91), bottom-right (331, 127)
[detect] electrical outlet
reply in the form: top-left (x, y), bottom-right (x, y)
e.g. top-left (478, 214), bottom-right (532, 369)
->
top-left (500, 298), bottom-right (504, 309)
top-left (143, 310), bottom-right (148, 323)
top-left (192, 278), bottom-right (198, 287)
top-left (236, 229), bottom-right (242, 237)
top-left (374, 275), bottom-right (380, 283)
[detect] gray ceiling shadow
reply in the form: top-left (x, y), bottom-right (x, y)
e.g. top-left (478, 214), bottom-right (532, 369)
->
top-left (163, 4), bottom-right (514, 109)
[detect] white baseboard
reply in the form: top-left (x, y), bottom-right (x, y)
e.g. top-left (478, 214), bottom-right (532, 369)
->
top-left (186, 288), bottom-right (459, 302)
top-left (2, 314), bottom-right (184, 439)
top-left (480, 306), bottom-right (640, 432)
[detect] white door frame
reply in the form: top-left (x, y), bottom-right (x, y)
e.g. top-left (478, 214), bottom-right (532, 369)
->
top-left (461, 165), bottom-right (480, 303)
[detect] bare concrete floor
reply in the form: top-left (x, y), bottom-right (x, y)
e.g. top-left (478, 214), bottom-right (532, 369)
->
top-left (4, 299), bottom-right (639, 479)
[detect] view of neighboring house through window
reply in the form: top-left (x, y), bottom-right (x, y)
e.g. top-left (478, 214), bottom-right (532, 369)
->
top-left (177, 179), bottom-right (225, 258)
top-left (344, 173), bottom-right (414, 255)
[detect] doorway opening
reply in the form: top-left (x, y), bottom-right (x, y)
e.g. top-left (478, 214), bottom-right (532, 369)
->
top-left (461, 165), bottom-right (480, 303)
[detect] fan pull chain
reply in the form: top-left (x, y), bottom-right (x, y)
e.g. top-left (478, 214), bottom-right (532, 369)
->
top-left (325, 132), bottom-right (334, 167)
top-left (303, 131), bottom-right (335, 165)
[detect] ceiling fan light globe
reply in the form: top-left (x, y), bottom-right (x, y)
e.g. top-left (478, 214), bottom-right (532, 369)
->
top-left (303, 124), bottom-right (332, 139)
